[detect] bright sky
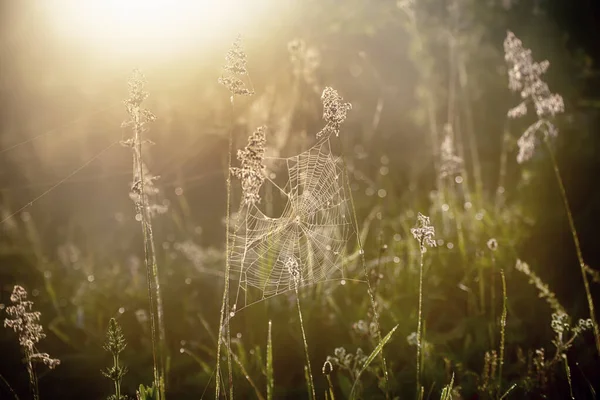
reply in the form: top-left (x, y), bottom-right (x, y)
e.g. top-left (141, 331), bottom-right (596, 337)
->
top-left (40, 0), bottom-right (271, 59)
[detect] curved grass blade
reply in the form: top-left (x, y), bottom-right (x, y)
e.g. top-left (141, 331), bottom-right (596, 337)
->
top-left (499, 383), bottom-right (516, 399)
top-left (350, 324), bottom-right (399, 399)
top-left (440, 374), bottom-right (454, 400)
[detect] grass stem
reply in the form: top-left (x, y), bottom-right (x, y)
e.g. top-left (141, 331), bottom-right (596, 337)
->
top-left (215, 99), bottom-right (236, 399)
top-left (132, 102), bottom-right (166, 400)
top-left (416, 249), bottom-right (424, 397)
top-left (544, 138), bottom-right (600, 355)
top-left (0, 373), bottom-right (19, 400)
top-left (340, 141), bottom-right (390, 396)
top-left (295, 286), bottom-right (316, 400)
top-left (497, 269), bottom-right (507, 399)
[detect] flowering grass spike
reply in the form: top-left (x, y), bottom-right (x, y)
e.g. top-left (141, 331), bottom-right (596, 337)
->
top-left (102, 318), bottom-right (128, 400)
top-left (411, 212), bottom-right (437, 252)
top-left (4, 285), bottom-right (59, 400)
top-left (231, 126), bottom-right (267, 205)
top-left (219, 34), bottom-right (254, 98)
top-left (504, 31), bottom-right (564, 163)
top-left (317, 87), bottom-right (352, 138)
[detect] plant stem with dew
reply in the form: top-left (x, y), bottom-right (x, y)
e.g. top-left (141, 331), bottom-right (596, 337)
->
top-left (295, 284), bottom-right (316, 400)
top-left (215, 99), bottom-right (236, 400)
top-left (416, 246), bottom-right (424, 397)
top-left (132, 105), bottom-right (166, 399)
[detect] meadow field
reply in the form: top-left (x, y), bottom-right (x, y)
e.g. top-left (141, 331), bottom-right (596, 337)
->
top-left (1, 0), bottom-right (600, 399)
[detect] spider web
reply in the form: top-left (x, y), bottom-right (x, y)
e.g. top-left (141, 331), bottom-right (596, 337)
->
top-left (229, 137), bottom-right (358, 310)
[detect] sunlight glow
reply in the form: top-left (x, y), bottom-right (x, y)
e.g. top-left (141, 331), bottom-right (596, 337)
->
top-left (44, 0), bottom-right (266, 58)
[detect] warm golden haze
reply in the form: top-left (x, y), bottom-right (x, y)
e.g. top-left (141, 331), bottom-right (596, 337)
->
top-left (42, 0), bottom-right (269, 58)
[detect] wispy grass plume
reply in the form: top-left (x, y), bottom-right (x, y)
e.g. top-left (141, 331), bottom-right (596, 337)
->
top-left (4, 285), bottom-right (60, 400)
top-left (504, 31), bottom-right (600, 355)
top-left (216, 33), bottom-right (254, 400)
top-left (411, 213), bottom-right (436, 398)
top-left (122, 68), bottom-right (166, 399)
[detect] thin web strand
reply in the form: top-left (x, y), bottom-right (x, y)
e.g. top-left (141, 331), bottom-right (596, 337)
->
top-left (1, 140), bottom-right (120, 225)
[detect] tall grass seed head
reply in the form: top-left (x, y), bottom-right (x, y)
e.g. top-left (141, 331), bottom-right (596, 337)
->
top-left (224, 34), bottom-right (249, 75)
top-left (126, 69), bottom-right (149, 107)
top-left (231, 126), bottom-right (267, 205)
top-left (104, 318), bottom-right (127, 355)
top-left (122, 69), bottom-right (157, 134)
top-left (516, 123), bottom-right (536, 164)
top-left (219, 34), bottom-right (254, 97)
top-left (515, 119), bottom-right (559, 164)
top-left (4, 285), bottom-right (60, 368)
top-left (411, 212), bottom-right (436, 251)
top-left (504, 31), bottom-right (565, 163)
top-left (4, 285), bottom-right (45, 351)
top-left (218, 76), bottom-right (254, 97)
top-left (102, 318), bottom-right (128, 385)
top-left (317, 87), bottom-right (352, 138)
top-left (550, 312), bottom-right (571, 343)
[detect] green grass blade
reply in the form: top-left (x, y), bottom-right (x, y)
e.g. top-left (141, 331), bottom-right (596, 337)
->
top-left (230, 349), bottom-right (266, 400)
top-left (440, 373), bottom-right (454, 400)
top-left (499, 383), bottom-right (517, 399)
top-left (267, 320), bottom-right (274, 400)
top-left (350, 324), bottom-right (399, 399)
top-left (304, 366), bottom-right (313, 400)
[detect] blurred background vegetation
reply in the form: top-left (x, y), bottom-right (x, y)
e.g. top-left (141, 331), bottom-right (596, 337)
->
top-left (1, 0), bottom-right (600, 398)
